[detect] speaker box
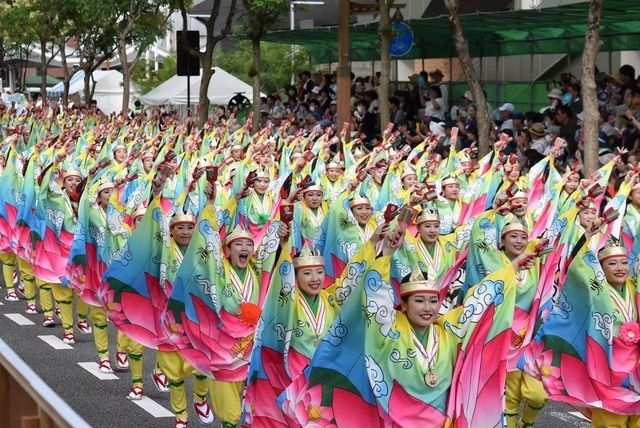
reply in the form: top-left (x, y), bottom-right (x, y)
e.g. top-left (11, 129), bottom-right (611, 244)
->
top-left (176, 31), bottom-right (200, 76)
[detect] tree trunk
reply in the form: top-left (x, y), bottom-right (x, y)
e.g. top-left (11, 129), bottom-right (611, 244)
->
top-left (443, 0), bottom-right (492, 156)
top-left (39, 39), bottom-right (47, 103)
top-left (251, 38), bottom-right (261, 132)
top-left (118, 37), bottom-right (131, 114)
top-left (59, 40), bottom-right (70, 107)
top-left (198, 55), bottom-right (213, 128)
top-left (83, 66), bottom-right (91, 104)
top-left (378, 0), bottom-right (391, 128)
top-left (581, 0), bottom-right (603, 176)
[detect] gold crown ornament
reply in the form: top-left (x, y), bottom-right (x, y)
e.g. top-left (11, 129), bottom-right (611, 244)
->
top-left (254, 167), bottom-right (269, 180)
top-left (302, 184), bottom-right (323, 193)
top-left (441, 175), bottom-right (458, 187)
top-left (112, 144), bottom-right (127, 153)
top-left (326, 156), bottom-right (344, 170)
top-left (512, 190), bottom-right (527, 200)
top-left (415, 210), bottom-right (440, 225)
top-left (225, 224), bottom-right (253, 246)
top-left (170, 212), bottom-right (196, 227)
top-left (97, 181), bottom-right (115, 194)
top-left (501, 220), bottom-right (528, 237)
top-left (400, 268), bottom-right (438, 297)
top-left (292, 244), bottom-right (324, 269)
top-left (349, 196), bottom-right (371, 208)
top-left (597, 238), bottom-right (627, 262)
top-left (141, 150), bottom-right (155, 160)
top-left (401, 167), bottom-right (417, 181)
top-left (64, 169), bottom-right (83, 180)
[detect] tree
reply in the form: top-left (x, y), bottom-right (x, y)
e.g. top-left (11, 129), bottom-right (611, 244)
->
top-left (68, 0), bottom-right (120, 105)
top-left (215, 40), bottom-right (308, 95)
top-left (177, 0), bottom-right (237, 129)
top-left (131, 55), bottom-right (177, 94)
top-left (377, 0), bottom-right (393, 127)
top-left (239, 0), bottom-right (289, 130)
top-left (113, 0), bottom-right (176, 113)
top-left (443, 0), bottom-right (492, 156)
top-left (581, 0), bottom-right (603, 176)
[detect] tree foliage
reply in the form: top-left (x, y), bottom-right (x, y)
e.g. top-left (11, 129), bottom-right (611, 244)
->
top-left (215, 40), bottom-right (308, 96)
top-left (131, 55), bottom-right (177, 94)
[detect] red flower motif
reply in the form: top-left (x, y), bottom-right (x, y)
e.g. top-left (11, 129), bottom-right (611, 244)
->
top-left (619, 322), bottom-right (640, 346)
top-left (239, 302), bottom-right (262, 327)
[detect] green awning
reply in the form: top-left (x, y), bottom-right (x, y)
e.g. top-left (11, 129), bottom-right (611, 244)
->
top-left (261, 0), bottom-right (640, 64)
top-left (25, 74), bottom-right (61, 88)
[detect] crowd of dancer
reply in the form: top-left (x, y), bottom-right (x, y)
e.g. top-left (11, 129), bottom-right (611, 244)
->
top-left (0, 100), bottom-right (637, 428)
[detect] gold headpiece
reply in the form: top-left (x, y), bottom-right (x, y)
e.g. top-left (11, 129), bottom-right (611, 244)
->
top-left (501, 221), bottom-right (528, 237)
top-left (400, 268), bottom-right (438, 297)
top-left (512, 190), bottom-right (527, 200)
top-left (458, 152), bottom-right (471, 164)
top-left (170, 213), bottom-right (196, 227)
top-left (327, 156), bottom-right (344, 170)
top-left (225, 224), bottom-right (253, 246)
top-left (97, 181), bottom-right (114, 194)
top-left (401, 167), bottom-right (417, 180)
top-left (254, 168), bottom-right (269, 180)
top-left (441, 175), bottom-right (458, 187)
top-left (598, 238), bottom-right (627, 262)
top-left (141, 150), bottom-right (155, 160)
top-left (581, 198), bottom-right (598, 210)
top-left (302, 184), bottom-right (323, 193)
top-left (415, 210), bottom-right (440, 225)
top-left (349, 196), bottom-right (371, 208)
top-left (64, 169), bottom-right (83, 180)
top-left (292, 244), bottom-right (324, 269)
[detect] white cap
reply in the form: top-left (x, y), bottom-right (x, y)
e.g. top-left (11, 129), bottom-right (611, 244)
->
top-left (463, 90), bottom-right (473, 102)
top-left (498, 103), bottom-right (515, 112)
top-left (547, 88), bottom-right (563, 99)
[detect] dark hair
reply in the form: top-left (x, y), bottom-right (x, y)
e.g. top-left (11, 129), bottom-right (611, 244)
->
top-left (620, 64), bottom-right (636, 79)
top-left (555, 104), bottom-right (572, 119)
top-left (429, 86), bottom-right (442, 98)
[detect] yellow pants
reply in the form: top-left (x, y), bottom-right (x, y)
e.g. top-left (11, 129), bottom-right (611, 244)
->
top-left (156, 350), bottom-right (209, 420)
top-left (89, 305), bottom-right (110, 359)
top-left (0, 251), bottom-right (16, 292)
top-left (210, 379), bottom-right (244, 424)
top-left (505, 370), bottom-right (548, 428)
top-left (591, 409), bottom-right (640, 428)
top-left (122, 336), bottom-right (144, 388)
top-left (33, 281), bottom-right (74, 334)
top-left (76, 295), bottom-right (88, 322)
top-left (34, 278), bottom-right (54, 318)
top-left (16, 257), bottom-right (36, 303)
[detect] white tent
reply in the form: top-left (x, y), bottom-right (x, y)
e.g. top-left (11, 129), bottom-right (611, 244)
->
top-left (48, 70), bottom-right (138, 115)
top-left (140, 67), bottom-right (260, 107)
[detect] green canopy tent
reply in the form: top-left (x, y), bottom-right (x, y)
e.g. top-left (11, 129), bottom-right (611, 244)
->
top-left (24, 73), bottom-right (61, 88)
top-left (261, 0), bottom-right (640, 64)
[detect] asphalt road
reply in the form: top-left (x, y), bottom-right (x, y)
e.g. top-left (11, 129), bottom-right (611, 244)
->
top-left (0, 290), bottom-right (591, 428)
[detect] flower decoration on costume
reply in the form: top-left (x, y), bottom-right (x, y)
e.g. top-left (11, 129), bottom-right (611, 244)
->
top-left (619, 321), bottom-right (640, 346)
top-left (239, 302), bottom-right (262, 327)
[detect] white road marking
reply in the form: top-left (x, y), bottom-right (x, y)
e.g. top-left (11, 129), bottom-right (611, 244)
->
top-left (77, 362), bottom-right (119, 380)
top-left (549, 411), bottom-right (590, 426)
top-left (130, 396), bottom-right (174, 418)
top-left (5, 313), bottom-right (35, 325)
top-left (568, 411), bottom-right (590, 421)
top-left (38, 335), bottom-right (74, 350)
